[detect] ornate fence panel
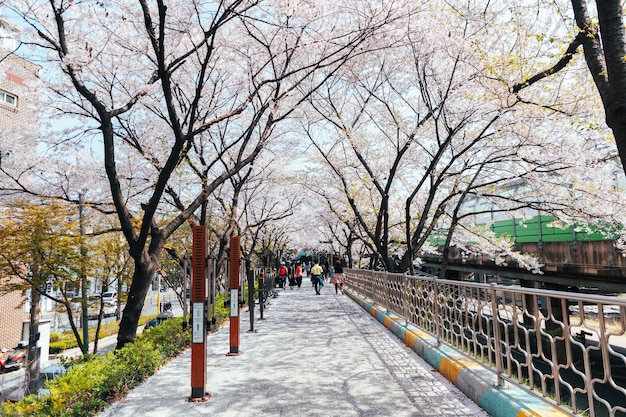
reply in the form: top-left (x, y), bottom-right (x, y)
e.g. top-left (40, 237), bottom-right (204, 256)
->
top-left (345, 269), bottom-right (626, 417)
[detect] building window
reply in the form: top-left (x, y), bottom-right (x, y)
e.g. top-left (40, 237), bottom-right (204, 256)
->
top-left (0, 89), bottom-right (17, 106)
top-left (1, 36), bottom-right (17, 52)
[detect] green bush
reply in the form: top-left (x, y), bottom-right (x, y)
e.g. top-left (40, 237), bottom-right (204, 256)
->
top-left (49, 341), bottom-right (67, 355)
top-left (0, 318), bottom-right (194, 417)
top-left (0, 298), bottom-right (230, 417)
top-left (213, 293), bottom-right (229, 322)
top-left (113, 338), bottom-right (163, 383)
top-left (142, 319), bottom-right (191, 359)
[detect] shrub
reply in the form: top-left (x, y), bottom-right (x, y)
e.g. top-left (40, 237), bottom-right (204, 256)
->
top-left (49, 341), bottom-right (67, 355)
top-left (141, 319), bottom-right (191, 359)
top-left (0, 300), bottom-right (230, 417)
top-left (0, 318), bottom-right (193, 417)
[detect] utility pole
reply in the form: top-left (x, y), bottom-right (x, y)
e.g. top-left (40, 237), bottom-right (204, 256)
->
top-left (26, 265), bottom-right (42, 394)
top-left (79, 193), bottom-right (89, 353)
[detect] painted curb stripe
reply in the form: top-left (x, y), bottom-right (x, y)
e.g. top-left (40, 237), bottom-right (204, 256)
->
top-left (344, 289), bottom-right (573, 417)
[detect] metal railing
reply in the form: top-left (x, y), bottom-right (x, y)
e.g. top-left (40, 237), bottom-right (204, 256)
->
top-left (257, 269), bottom-right (276, 305)
top-left (346, 269), bottom-right (626, 417)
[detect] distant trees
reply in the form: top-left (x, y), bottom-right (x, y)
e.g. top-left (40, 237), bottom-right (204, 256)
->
top-left (0, 200), bottom-right (96, 389)
top-left (303, 0), bottom-right (621, 273)
top-left (0, 200), bottom-right (132, 356)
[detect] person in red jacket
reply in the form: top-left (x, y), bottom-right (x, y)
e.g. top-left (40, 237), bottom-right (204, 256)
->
top-left (278, 262), bottom-right (288, 289)
top-left (294, 263), bottom-right (303, 289)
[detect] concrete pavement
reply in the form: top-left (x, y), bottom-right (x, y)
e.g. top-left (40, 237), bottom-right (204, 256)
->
top-left (100, 284), bottom-right (489, 417)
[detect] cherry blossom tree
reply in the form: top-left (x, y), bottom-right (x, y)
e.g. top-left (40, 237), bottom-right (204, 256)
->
top-left (498, 1), bottom-right (626, 180)
top-left (6, 0), bottom-right (418, 348)
top-left (468, 0), bottom-right (626, 249)
top-left (300, 0), bottom-right (622, 276)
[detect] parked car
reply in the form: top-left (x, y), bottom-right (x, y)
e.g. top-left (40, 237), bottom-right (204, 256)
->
top-left (101, 291), bottom-right (117, 304)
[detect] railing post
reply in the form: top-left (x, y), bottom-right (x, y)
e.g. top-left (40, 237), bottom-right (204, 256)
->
top-left (490, 283), bottom-right (504, 387)
top-left (403, 274), bottom-right (408, 327)
top-left (385, 273), bottom-right (389, 312)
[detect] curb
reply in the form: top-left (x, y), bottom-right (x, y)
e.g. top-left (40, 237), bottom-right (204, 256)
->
top-left (345, 290), bottom-right (575, 417)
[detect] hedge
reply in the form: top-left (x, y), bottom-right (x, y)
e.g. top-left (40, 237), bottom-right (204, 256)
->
top-left (1, 298), bottom-right (229, 417)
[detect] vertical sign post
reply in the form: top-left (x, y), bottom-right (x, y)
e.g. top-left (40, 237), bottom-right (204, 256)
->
top-left (190, 226), bottom-right (208, 401)
top-left (258, 269), bottom-right (265, 320)
top-left (246, 259), bottom-right (255, 333)
top-left (228, 236), bottom-right (242, 355)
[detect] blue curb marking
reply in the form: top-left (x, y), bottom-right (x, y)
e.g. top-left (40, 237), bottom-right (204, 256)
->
top-left (344, 289), bottom-right (573, 417)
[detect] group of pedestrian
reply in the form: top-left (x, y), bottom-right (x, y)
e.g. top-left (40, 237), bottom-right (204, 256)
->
top-left (277, 260), bottom-right (306, 289)
top-left (288, 262), bottom-right (304, 289)
top-left (310, 259), bottom-right (345, 295)
top-left (276, 258), bottom-right (346, 295)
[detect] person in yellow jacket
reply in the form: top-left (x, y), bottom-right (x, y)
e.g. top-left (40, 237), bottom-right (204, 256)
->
top-left (310, 261), bottom-right (324, 295)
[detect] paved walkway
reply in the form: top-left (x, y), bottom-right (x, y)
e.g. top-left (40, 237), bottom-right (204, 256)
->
top-left (100, 284), bottom-right (489, 417)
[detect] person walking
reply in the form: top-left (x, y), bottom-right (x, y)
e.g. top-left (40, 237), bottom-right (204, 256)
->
top-left (294, 263), bottom-right (303, 289)
top-left (332, 259), bottom-right (345, 294)
top-left (310, 260), bottom-right (324, 295)
top-left (278, 262), bottom-right (288, 289)
top-left (288, 261), bottom-right (297, 289)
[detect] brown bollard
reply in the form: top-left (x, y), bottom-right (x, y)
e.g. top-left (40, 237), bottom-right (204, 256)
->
top-left (227, 236), bottom-right (242, 356)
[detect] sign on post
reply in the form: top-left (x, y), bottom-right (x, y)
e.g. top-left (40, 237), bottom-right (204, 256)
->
top-left (229, 289), bottom-right (239, 317)
top-left (192, 302), bottom-right (204, 343)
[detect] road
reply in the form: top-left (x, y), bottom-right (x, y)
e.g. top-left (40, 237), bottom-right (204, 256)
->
top-left (0, 368), bottom-right (25, 402)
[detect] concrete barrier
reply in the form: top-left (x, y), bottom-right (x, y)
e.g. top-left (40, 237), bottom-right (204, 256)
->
top-left (345, 290), bottom-right (577, 417)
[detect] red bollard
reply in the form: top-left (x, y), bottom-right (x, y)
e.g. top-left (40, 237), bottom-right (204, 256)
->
top-left (190, 226), bottom-right (209, 401)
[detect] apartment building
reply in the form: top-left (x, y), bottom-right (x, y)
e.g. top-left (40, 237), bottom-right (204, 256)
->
top-left (0, 16), bottom-right (41, 350)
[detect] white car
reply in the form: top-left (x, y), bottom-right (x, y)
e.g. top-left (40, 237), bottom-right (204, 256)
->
top-left (101, 291), bottom-right (117, 304)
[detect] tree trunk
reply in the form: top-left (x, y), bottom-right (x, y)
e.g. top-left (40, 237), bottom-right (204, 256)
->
top-left (572, 0), bottom-right (626, 175)
top-left (93, 306), bottom-right (103, 354)
top-left (27, 283), bottom-right (41, 394)
top-left (79, 193), bottom-right (89, 354)
top-left (116, 253), bottom-right (158, 349)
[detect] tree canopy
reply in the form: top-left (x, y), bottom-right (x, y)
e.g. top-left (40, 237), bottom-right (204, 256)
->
top-left (1, 0), bottom-right (625, 350)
